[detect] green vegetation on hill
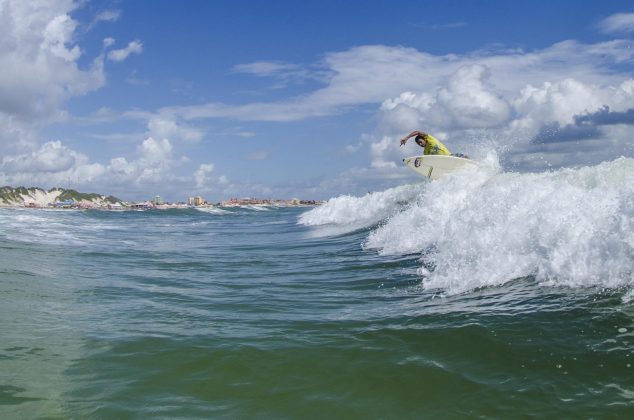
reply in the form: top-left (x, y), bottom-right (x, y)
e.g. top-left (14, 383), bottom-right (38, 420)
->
top-left (57, 189), bottom-right (101, 202)
top-left (56, 188), bottom-right (123, 204)
top-left (0, 186), bottom-right (37, 203)
top-left (104, 195), bottom-right (121, 204)
top-left (0, 186), bottom-right (123, 205)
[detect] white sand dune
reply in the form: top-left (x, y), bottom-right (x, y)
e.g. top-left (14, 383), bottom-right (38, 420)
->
top-left (0, 187), bottom-right (122, 208)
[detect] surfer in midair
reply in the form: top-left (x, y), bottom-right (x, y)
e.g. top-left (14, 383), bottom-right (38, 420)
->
top-left (399, 131), bottom-right (451, 155)
top-left (400, 131), bottom-right (468, 158)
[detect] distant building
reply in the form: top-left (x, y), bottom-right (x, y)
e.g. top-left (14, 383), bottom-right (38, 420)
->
top-left (131, 202), bottom-right (152, 210)
top-left (151, 195), bottom-right (165, 205)
top-left (52, 199), bottom-right (75, 208)
top-left (187, 196), bottom-right (205, 206)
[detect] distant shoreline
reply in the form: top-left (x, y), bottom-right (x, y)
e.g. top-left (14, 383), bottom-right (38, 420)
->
top-left (0, 203), bottom-right (320, 211)
top-left (0, 186), bottom-right (322, 210)
top-left (0, 201), bottom-right (321, 211)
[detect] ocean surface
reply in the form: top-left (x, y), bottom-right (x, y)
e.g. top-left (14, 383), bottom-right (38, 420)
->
top-left (1, 156), bottom-right (633, 418)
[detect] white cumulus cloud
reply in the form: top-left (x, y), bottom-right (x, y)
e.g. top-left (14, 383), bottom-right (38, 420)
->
top-left (0, 0), bottom-right (105, 153)
top-left (138, 137), bottom-right (172, 165)
top-left (147, 116), bottom-right (204, 142)
top-left (158, 40), bottom-right (634, 125)
top-left (194, 163), bottom-right (215, 188)
top-left (2, 140), bottom-right (80, 173)
top-left (0, 139), bottom-right (108, 188)
top-left (513, 79), bottom-right (605, 126)
top-left (432, 64), bottom-right (512, 129)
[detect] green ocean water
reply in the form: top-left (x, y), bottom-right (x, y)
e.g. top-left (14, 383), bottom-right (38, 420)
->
top-left (1, 160), bottom-right (633, 418)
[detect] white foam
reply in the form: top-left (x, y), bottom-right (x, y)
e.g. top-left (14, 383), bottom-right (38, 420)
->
top-left (299, 183), bottom-right (421, 237)
top-left (243, 205), bottom-right (270, 211)
top-left (195, 207), bottom-right (230, 215)
top-left (311, 156), bottom-right (634, 294)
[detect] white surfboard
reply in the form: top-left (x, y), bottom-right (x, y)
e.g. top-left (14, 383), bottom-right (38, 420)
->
top-left (403, 155), bottom-right (478, 180)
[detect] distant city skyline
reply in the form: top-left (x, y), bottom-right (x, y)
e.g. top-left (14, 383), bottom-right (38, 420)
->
top-left (1, 0), bottom-right (633, 202)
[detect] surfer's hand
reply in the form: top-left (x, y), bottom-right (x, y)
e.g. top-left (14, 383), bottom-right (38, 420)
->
top-left (400, 138), bottom-right (407, 146)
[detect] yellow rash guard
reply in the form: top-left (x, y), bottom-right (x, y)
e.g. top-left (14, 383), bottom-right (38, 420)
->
top-left (423, 134), bottom-right (451, 155)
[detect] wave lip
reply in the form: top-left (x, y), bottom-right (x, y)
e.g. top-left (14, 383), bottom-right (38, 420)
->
top-left (298, 184), bottom-right (421, 238)
top-left (299, 185), bottom-right (420, 227)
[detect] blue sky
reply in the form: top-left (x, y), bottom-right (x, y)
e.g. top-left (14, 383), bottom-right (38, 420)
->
top-left (1, 0), bottom-right (633, 201)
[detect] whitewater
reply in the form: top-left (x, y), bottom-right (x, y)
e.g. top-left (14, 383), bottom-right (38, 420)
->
top-left (300, 156), bottom-right (634, 296)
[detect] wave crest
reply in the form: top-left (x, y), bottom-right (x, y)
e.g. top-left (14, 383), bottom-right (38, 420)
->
top-left (308, 157), bottom-right (634, 294)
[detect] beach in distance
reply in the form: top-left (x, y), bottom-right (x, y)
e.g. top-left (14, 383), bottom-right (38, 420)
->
top-left (0, 186), bottom-right (321, 210)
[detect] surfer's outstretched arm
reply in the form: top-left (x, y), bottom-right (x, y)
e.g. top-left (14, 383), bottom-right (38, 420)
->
top-left (400, 131), bottom-right (427, 146)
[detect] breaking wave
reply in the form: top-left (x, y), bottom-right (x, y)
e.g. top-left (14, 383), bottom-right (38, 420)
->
top-left (300, 156), bottom-right (634, 294)
top-left (298, 183), bottom-right (421, 236)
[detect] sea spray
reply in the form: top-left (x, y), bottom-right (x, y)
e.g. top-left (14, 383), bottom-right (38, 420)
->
top-left (298, 183), bottom-right (421, 236)
top-left (372, 158), bottom-right (633, 293)
top-left (303, 157), bottom-right (634, 294)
